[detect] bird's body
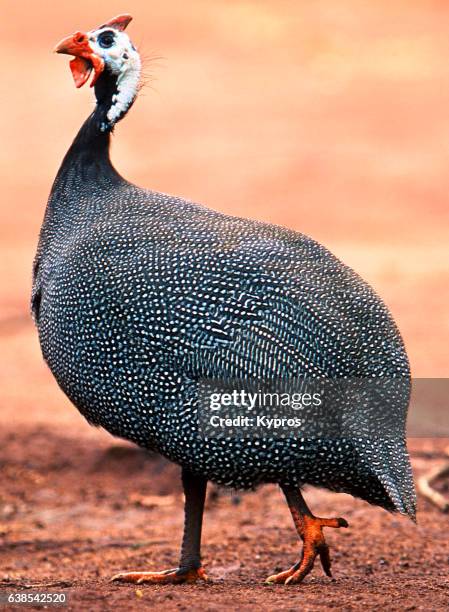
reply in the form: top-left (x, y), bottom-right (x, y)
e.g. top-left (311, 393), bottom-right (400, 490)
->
top-left (32, 14), bottom-right (416, 586)
top-left (33, 129), bottom-right (413, 511)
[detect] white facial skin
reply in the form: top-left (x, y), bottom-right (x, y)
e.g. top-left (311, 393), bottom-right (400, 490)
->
top-left (88, 28), bottom-right (142, 129)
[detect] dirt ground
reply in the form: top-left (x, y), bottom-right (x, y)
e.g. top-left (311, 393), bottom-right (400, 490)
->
top-left (1, 1), bottom-right (449, 611)
top-left (0, 416), bottom-right (448, 611)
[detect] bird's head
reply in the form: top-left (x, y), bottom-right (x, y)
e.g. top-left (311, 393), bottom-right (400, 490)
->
top-left (54, 14), bottom-right (141, 130)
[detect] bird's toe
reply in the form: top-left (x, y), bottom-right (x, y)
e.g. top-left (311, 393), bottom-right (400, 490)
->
top-left (111, 567), bottom-right (208, 584)
top-left (265, 565), bottom-right (297, 584)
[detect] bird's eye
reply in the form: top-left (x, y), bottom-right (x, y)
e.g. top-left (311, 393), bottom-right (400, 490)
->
top-left (98, 31), bottom-right (115, 49)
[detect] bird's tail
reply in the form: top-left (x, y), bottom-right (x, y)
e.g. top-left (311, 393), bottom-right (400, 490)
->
top-left (357, 437), bottom-right (416, 520)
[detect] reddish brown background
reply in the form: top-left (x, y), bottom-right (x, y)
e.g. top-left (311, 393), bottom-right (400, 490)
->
top-left (0, 2), bottom-right (448, 610)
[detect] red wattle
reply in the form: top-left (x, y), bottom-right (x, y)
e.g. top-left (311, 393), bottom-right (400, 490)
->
top-left (69, 57), bottom-right (93, 88)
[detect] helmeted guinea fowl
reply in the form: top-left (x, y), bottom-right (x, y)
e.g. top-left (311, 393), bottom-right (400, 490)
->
top-left (32, 14), bottom-right (416, 586)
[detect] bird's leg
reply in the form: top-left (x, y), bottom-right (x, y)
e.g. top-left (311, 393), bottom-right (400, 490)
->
top-left (266, 486), bottom-right (348, 585)
top-left (111, 469), bottom-right (208, 584)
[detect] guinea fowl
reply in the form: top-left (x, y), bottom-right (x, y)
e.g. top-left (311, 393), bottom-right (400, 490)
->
top-left (32, 14), bottom-right (416, 586)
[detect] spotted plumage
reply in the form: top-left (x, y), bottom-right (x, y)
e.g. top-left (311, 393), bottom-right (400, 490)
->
top-left (32, 14), bottom-right (415, 586)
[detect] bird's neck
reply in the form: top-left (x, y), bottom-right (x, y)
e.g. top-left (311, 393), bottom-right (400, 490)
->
top-left (59, 114), bottom-right (113, 177)
top-left (39, 71), bottom-right (125, 248)
top-left (54, 68), bottom-right (140, 190)
top-left (36, 70), bottom-right (138, 267)
top-left (56, 71), bottom-right (121, 178)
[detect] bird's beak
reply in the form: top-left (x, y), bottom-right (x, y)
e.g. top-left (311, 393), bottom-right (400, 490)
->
top-left (54, 31), bottom-right (105, 88)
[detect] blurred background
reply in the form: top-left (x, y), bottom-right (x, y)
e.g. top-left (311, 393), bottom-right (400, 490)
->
top-left (0, 3), bottom-right (448, 606)
top-left (2, 2), bottom-right (448, 406)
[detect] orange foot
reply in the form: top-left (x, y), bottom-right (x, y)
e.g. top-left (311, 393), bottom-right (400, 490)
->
top-left (111, 566), bottom-right (208, 585)
top-left (266, 515), bottom-right (348, 585)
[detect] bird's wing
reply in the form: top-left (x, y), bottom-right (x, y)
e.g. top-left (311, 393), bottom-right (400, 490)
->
top-left (159, 229), bottom-right (404, 383)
